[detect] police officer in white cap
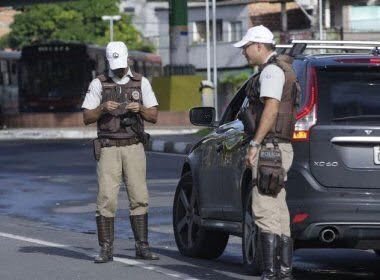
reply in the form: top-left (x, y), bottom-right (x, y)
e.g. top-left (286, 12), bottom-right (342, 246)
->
top-left (234, 25), bottom-right (299, 280)
top-left (82, 41), bottom-right (159, 263)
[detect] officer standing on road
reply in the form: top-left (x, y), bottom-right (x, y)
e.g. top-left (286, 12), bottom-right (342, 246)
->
top-left (234, 26), bottom-right (299, 280)
top-left (82, 41), bottom-right (159, 263)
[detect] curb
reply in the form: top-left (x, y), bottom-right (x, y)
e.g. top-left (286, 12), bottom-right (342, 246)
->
top-left (0, 128), bottom-right (195, 155)
top-left (0, 129), bottom-right (97, 140)
top-left (0, 128), bottom-right (199, 140)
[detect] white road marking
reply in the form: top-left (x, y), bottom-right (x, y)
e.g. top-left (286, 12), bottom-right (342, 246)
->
top-left (0, 232), bottom-right (68, 248)
top-left (0, 231), bottom-right (200, 280)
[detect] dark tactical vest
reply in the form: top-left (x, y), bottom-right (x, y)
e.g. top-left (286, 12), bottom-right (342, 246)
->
top-left (246, 54), bottom-right (300, 141)
top-left (97, 72), bottom-right (144, 139)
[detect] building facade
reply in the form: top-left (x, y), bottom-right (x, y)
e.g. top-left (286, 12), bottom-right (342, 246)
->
top-left (124, 0), bottom-right (380, 68)
top-left (123, 0), bottom-right (313, 71)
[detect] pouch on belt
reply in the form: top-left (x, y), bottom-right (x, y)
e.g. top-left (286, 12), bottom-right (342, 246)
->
top-left (257, 143), bottom-right (285, 196)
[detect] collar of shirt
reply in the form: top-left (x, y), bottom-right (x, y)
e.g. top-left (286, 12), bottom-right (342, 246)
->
top-left (108, 68), bottom-right (134, 85)
top-left (264, 51), bottom-right (277, 64)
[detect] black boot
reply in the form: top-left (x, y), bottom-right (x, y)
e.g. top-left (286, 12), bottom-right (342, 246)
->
top-left (130, 214), bottom-right (159, 260)
top-left (260, 231), bottom-right (279, 280)
top-left (279, 235), bottom-right (294, 280)
top-left (94, 216), bottom-right (114, 263)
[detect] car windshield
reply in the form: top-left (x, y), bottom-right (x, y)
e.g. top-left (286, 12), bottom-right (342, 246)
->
top-left (317, 66), bottom-right (380, 124)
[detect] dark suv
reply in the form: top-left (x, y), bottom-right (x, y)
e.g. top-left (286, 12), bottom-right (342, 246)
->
top-left (172, 41), bottom-right (380, 272)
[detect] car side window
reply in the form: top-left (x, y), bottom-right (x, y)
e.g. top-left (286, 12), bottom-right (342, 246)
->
top-left (219, 80), bottom-right (249, 125)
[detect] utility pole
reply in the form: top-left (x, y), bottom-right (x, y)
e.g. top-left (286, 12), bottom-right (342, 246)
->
top-left (319, 0), bottom-right (323, 40)
top-left (280, 0), bottom-right (288, 42)
top-left (169, 0), bottom-right (189, 65)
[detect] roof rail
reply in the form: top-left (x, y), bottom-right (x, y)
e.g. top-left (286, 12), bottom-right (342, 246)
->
top-left (277, 45), bottom-right (375, 50)
top-left (276, 40), bottom-right (380, 56)
top-left (291, 40), bottom-right (380, 46)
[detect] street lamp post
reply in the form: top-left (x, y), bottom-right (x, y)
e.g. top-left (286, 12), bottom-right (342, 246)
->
top-left (101, 15), bottom-right (121, 42)
top-left (212, 0), bottom-right (218, 120)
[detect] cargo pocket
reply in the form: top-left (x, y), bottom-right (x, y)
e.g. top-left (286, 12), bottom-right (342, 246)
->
top-left (280, 144), bottom-right (294, 174)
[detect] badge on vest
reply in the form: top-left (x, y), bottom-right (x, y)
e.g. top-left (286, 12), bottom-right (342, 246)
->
top-left (131, 90), bottom-right (140, 101)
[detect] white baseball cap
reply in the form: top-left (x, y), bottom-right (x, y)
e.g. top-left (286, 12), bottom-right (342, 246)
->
top-left (106, 41), bottom-right (128, 70)
top-left (233, 25), bottom-right (275, 48)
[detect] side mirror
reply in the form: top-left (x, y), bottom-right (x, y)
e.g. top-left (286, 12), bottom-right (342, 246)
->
top-left (189, 107), bottom-right (216, 127)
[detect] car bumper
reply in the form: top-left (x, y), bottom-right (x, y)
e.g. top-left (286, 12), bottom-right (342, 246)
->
top-left (287, 162), bottom-right (380, 249)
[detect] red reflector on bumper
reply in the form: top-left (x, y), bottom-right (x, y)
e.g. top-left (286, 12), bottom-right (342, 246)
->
top-left (292, 213), bottom-right (309, 224)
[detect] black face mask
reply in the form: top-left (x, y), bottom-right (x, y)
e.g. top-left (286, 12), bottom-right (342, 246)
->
top-left (112, 68), bottom-right (126, 79)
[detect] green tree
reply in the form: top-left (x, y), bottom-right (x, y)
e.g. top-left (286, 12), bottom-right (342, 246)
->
top-left (1, 0), bottom-right (154, 52)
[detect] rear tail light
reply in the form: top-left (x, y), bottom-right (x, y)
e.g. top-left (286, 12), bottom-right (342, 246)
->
top-left (370, 58), bottom-right (380, 64)
top-left (292, 67), bottom-right (318, 141)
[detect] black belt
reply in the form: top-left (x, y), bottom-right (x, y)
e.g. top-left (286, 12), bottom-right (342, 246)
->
top-left (263, 136), bottom-right (291, 144)
top-left (99, 138), bottom-right (140, 147)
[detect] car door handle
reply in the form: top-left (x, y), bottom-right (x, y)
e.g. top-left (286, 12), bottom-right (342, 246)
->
top-left (216, 143), bottom-right (223, 153)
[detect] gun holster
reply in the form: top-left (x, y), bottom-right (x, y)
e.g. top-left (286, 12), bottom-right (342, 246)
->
top-left (93, 139), bottom-right (102, 161)
top-left (142, 132), bottom-right (150, 145)
top-left (257, 142), bottom-right (285, 196)
top-left (129, 120), bottom-right (150, 149)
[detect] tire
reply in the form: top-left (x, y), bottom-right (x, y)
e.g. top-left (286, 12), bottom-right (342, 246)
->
top-left (173, 172), bottom-right (229, 259)
top-left (242, 186), bottom-right (262, 275)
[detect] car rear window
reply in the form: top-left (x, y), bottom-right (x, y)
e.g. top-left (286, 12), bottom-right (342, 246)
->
top-left (317, 66), bottom-right (380, 124)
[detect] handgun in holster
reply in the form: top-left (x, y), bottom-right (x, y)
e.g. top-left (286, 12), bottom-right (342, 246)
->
top-left (130, 121), bottom-right (150, 149)
top-left (93, 139), bottom-right (102, 161)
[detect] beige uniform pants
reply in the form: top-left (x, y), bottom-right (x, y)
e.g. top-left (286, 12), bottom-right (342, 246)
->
top-left (96, 143), bottom-right (149, 217)
top-left (251, 143), bottom-right (294, 237)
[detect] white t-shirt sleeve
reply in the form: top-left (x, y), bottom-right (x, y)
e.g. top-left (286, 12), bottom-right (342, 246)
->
top-left (81, 78), bottom-right (102, 110)
top-left (259, 64), bottom-right (285, 102)
top-left (141, 77), bottom-right (159, 108)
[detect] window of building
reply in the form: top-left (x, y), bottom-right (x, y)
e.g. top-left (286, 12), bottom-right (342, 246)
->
top-left (124, 7), bottom-right (135, 15)
top-left (349, 5), bottom-right (380, 31)
top-left (228, 21), bottom-right (242, 42)
top-left (193, 20), bottom-right (223, 44)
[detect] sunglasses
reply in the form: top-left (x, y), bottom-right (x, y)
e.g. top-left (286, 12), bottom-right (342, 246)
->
top-left (242, 42), bottom-right (256, 51)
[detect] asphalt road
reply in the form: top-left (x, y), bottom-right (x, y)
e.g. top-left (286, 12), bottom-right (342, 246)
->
top-left (0, 140), bottom-right (380, 280)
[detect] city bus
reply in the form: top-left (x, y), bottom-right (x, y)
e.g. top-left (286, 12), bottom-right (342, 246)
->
top-left (0, 42), bottom-right (162, 114)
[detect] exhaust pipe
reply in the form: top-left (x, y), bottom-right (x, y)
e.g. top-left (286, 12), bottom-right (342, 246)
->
top-left (320, 227), bottom-right (337, 243)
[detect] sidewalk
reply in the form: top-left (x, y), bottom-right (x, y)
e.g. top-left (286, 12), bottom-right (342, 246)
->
top-left (0, 126), bottom-right (204, 154)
